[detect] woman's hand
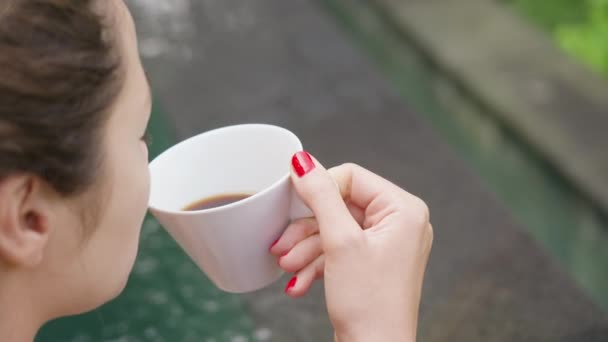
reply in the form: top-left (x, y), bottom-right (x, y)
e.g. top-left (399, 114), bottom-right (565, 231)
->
top-left (270, 152), bottom-right (432, 341)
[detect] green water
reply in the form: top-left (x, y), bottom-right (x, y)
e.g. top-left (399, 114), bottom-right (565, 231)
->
top-left (36, 102), bottom-right (257, 342)
top-left (321, 0), bottom-right (608, 311)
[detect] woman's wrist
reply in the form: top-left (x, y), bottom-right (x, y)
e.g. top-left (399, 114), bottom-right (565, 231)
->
top-left (334, 321), bottom-right (415, 342)
top-left (335, 329), bottom-right (414, 342)
top-left (332, 301), bottom-right (418, 341)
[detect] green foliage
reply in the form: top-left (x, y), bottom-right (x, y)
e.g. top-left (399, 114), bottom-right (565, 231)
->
top-left (512, 0), bottom-right (586, 30)
top-left (513, 0), bottom-right (608, 77)
top-left (556, 0), bottom-right (608, 76)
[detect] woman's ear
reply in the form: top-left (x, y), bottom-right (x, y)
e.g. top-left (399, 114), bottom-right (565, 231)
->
top-left (0, 175), bottom-right (51, 268)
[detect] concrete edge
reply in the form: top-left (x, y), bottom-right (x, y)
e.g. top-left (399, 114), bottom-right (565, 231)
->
top-left (370, 0), bottom-right (608, 216)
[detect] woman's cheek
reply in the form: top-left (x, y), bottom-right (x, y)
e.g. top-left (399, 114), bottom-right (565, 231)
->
top-left (140, 141), bottom-right (149, 161)
top-left (140, 143), bottom-right (151, 202)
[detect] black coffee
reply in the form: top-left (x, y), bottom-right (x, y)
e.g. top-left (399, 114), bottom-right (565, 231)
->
top-left (182, 193), bottom-right (252, 211)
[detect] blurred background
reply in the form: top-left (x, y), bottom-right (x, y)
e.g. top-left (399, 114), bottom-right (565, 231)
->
top-left (37, 0), bottom-right (608, 341)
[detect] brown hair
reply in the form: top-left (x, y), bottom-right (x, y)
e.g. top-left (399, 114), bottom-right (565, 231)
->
top-left (0, 0), bottom-right (122, 195)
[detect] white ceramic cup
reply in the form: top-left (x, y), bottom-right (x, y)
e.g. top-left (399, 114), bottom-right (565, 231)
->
top-left (148, 124), bottom-right (312, 293)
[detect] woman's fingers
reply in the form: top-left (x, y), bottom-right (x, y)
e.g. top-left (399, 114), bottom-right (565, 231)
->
top-left (329, 163), bottom-right (426, 228)
top-left (328, 163), bottom-right (400, 209)
top-left (291, 153), bottom-right (361, 251)
top-left (345, 201), bottom-right (365, 227)
top-left (278, 233), bottom-right (322, 273)
top-left (284, 254), bottom-right (325, 298)
top-left (269, 217), bottom-right (318, 256)
top-left (270, 201), bottom-right (366, 257)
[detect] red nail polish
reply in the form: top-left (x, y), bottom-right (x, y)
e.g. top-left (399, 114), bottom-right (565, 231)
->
top-left (269, 238), bottom-right (280, 251)
top-left (292, 151), bottom-right (315, 177)
top-left (285, 276), bottom-right (297, 293)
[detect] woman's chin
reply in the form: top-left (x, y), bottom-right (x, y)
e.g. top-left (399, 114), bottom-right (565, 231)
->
top-left (71, 267), bottom-right (134, 317)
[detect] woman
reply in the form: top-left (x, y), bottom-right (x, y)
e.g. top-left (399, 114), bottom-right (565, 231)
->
top-left (0, 1), bottom-right (432, 341)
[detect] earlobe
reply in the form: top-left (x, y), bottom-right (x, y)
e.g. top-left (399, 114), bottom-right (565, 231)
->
top-left (0, 175), bottom-right (51, 268)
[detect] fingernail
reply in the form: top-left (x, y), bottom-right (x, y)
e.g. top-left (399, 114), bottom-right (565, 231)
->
top-left (285, 276), bottom-right (297, 293)
top-left (269, 238), bottom-right (280, 251)
top-left (292, 151), bottom-right (315, 177)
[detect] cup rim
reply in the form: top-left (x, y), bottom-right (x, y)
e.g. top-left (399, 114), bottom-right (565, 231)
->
top-left (148, 123), bottom-right (301, 216)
